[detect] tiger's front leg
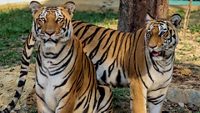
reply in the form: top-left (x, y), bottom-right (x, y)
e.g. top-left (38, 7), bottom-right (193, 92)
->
top-left (129, 79), bottom-right (147, 113)
top-left (55, 92), bottom-right (77, 113)
top-left (36, 93), bottom-right (54, 113)
top-left (147, 87), bottom-right (169, 113)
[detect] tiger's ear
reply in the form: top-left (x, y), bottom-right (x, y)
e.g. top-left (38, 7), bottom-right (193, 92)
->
top-left (169, 14), bottom-right (182, 28)
top-left (64, 1), bottom-right (76, 16)
top-left (30, 1), bottom-right (42, 14)
top-left (146, 13), bottom-right (154, 24)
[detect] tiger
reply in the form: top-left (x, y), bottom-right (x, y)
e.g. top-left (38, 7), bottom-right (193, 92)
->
top-left (71, 13), bottom-right (181, 113)
top-left (0, 1), bottom-right (113, 113)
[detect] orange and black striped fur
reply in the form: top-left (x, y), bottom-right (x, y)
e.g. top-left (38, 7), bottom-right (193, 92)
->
top-left (72, 14), bottom-right (181, 113)
top-left (0, 1), bottom-right (112, 113)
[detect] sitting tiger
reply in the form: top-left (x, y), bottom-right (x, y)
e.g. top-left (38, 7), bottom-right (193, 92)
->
top-left (0, 1), bottom-right (112, 113)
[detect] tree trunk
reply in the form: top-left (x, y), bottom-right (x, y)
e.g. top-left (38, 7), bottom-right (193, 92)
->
top-left (147, 0), bottom-right (168, 18)
top-left (118, 0), bottom-right (147, 32)
top-left (118, 0), bottom-right (168, 32)
top-left (183, 0), bottom-right (192, 30)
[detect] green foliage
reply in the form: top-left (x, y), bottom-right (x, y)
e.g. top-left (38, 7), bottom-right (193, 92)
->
top-left (176, 9), bottom-right (185, 18)
top-left (0, 9), bottom-right (32, 66)
top-left (74, 11), bottom-right (118, 24)
top-left (112, 88), bottom-right (130, 112)
top-left (0, 9), bottom-right (32, 38)
top-left (189, 24), bottom-right (200, 33)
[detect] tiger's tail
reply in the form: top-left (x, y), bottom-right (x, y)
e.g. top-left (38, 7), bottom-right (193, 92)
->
top-left (1, 33), bottom-right (35, 113)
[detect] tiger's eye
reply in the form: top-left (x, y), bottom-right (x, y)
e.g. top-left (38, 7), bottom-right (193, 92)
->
top-left (146, 32), bottom-right (151, 38)
top-left (38, 18), bottom-right (45, 22)
top-left (57, 18), bottom-right (64, 22)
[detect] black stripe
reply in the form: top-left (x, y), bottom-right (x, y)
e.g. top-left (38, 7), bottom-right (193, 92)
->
top-left (108, 61), bottom-right (115, 76)
top-left (43, 44), bottom-right (66, 59)
top-left (20, 57), bottom-right (29, 66)
top-left (35, 92), bottom-right (45, 103)
top-left (145, 53), bottom-right (154, 83)
top-left (17, 80), bottom-right (26, 87)
top-left (150, 85), bottom-right (169, 92)
top-left (112, 32), bottom-right (120, 57)
top-left (3, 108), bottom-right (9, 113)
top-left (79, 24), bottom-right (94, 39)
top-left (101, 71), bottom-right (107, 83)
top-left (96, 86), bottom-right (105, 109)
top-left (88, 29), bottom-right (108, 59)
top-left (82, 27), bottom-right (101, 47)
top-left (36, 75), bottom-right (44, 89)
top-left (102, 30), bottom-right (115, 49)
top-left (148, 94), bottom-right (164, 101)
top-left (83, 105), bottom-right (89, 113)
top-left (19, 71), bottom-right (28, 77)
top-left (8, 100), bottom-right (15, 109)
top-left (116, 32), bottom-right (126, 66)
top-left (137, 66), bottom-right (148, 89)
top-left (14, 91), bottom-right (21, 98)
top-left (22, 50), bottom-right (31, 60)
top-left (49, 44), bottom-right (74, 76)
top-left (74, 97), bottom-right (86, 110)
top-left (116, 70), bottom-right (122, 86)
top-left (74, 26), bottom-right (85, 36)
top-left (38, 66), bottom-right (48, 77)
top-left (98, 42), bottom-right (112, 65)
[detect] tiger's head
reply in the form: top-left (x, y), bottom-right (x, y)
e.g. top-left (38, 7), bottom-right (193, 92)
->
top-left (145, 14), bottom-right (181, 61)
top-left (30, 1), bottom-right (75, 48)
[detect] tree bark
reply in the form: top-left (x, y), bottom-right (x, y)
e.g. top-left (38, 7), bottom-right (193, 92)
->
top-left (118, 0), bottom-right (169, 32)
top-left (118, 0), bottom-right (147, 32)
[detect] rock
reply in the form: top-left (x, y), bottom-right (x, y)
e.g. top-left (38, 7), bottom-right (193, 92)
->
top-left (178, 102), bottom-right (184, 107)
top-left (167, 87), bottom-right (200, 107)
top-left (187, 103), bottom-right (199, 111)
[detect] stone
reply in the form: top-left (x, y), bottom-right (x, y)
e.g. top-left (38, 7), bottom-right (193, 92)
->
top-left (178, 102), bottom-right (184, 107)
top-left (167, 87), bottom-right (200, 107)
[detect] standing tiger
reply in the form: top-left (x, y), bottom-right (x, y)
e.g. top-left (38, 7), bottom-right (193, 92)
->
top-left (72, 13), bottom-right (181, 113)
top-left (0, 1), bottom-right (113, 113)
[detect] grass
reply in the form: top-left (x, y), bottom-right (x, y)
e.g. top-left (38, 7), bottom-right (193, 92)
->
top-left (175, 9), bottom-right (200, 33)
top-left (0, 9), bottom-right (32, 66)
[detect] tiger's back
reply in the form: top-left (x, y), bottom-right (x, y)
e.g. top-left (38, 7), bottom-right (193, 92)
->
top-left (73, 20), bottom-right (133, 87)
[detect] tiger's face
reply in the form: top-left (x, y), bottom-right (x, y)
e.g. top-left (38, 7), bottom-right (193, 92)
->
top-left (145, 14), bottom-right (181, 61)
top-left (30, 1), bottom-right (75, 48)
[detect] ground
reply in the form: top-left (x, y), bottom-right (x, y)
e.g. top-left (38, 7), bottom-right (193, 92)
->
top-left (0, 6), bottom-right (200, 113)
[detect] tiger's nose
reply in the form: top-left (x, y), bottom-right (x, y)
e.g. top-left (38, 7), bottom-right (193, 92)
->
top-left (46, 29), bottom-right (55, 36)
top-left (149, 44), bottom-right (157, 49)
